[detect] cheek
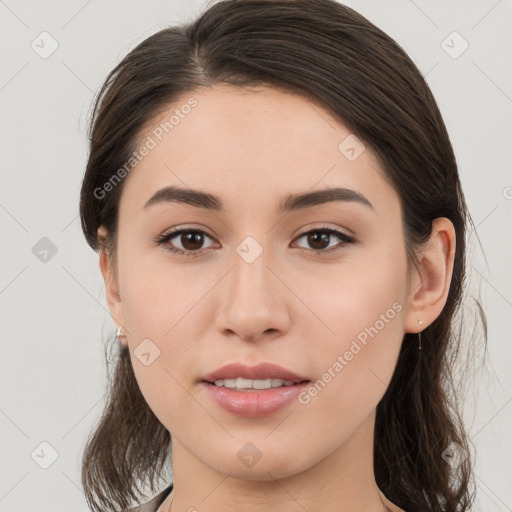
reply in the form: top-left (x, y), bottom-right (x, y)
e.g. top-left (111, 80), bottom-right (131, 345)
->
top-left (117, 252), bottom-right (213, 404)
top-left (117, 245), bottom-right (204, 336)
top-left (296, 249), bottom-right (406, 344)
top-left (292, 246), bottom-right (407, 407)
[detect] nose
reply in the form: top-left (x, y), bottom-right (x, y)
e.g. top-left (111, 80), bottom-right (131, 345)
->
top-left (214, 249), bottom-right (291, 343)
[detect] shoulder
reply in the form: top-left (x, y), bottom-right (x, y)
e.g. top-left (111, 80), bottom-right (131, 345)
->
top-left (123, 484), bottom-right (173, 512)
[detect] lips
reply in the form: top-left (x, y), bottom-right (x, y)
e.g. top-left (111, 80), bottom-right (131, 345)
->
top-left (201, 362), bottom-right (309, 384)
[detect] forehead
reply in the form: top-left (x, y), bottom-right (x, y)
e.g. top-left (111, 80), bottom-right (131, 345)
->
top-left (120, 84), bottom-right (396, 218)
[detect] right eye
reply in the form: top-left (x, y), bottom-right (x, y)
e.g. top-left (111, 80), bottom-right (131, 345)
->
top-left (153, 228), bottom-right (217, 258)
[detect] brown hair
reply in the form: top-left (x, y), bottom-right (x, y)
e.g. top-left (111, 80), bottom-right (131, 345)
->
top-left (79, 1), bottom-right (486, 510)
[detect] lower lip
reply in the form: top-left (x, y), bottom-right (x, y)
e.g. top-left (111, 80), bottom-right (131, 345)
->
top-left (202, 381), bottom-right (310, 417)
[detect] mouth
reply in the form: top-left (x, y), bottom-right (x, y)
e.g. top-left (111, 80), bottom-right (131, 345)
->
top-left (200, 362), bottom-right (311, 417)
top-left (203, 377), bottom-right (310, 391)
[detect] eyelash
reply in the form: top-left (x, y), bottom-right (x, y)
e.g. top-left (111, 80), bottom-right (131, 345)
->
top-left (153, 226), bottom-right (356, 258)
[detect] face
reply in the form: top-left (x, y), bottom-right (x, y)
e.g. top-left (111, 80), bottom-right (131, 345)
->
top-left (104, 83), bottom-right (412, 480)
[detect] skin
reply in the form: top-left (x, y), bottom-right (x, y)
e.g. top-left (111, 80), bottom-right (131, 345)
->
top-left (98, 83), bottom-right (455, 512)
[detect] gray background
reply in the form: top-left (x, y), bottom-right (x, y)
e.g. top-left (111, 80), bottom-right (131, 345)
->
top-left (0, 0), bottom-right (511, 510)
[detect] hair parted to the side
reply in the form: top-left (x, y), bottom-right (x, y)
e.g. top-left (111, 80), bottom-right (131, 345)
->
top-left (79, 1), bottom-right (487, 511)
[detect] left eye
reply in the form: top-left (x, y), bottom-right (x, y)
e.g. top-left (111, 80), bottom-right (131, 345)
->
top-left (293, 227), bottom-right (355, 253)
top-left (154, 227), bottom-right (355, 257)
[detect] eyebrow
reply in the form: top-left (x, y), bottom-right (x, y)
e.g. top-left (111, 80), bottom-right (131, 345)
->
top-left (143, 185), bottom-right (374, 213)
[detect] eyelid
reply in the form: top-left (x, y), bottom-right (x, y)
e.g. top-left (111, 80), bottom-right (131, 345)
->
top-left (294, 224), bottom-right (354, 239)
top-left (154, 224), bottom-right (216, 243)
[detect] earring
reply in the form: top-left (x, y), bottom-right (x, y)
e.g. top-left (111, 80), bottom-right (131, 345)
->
top-left (418, 319), bottom-right (423, 350)
top-left (116, 326), bottom-right (126, 340)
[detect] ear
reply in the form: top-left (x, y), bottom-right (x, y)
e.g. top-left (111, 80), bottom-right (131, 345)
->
top-left (404, 217), bottom-right (456, 333)
top-left (98, 225), bottom-right (127, 347)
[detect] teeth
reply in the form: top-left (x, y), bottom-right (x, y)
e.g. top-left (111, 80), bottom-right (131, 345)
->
top-left (213, 377), bottom-right (297, 389)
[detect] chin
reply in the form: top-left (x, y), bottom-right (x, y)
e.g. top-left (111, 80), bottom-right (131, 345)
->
top-left (203, 442), bottom-right (313, 481)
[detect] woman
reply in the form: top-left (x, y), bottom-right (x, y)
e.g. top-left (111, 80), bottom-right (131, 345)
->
top-left (79, 1), bottom-right (484, 511)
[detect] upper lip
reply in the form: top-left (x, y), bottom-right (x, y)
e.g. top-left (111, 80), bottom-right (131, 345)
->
top-left (202, 362), bottom-right (309, 383)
